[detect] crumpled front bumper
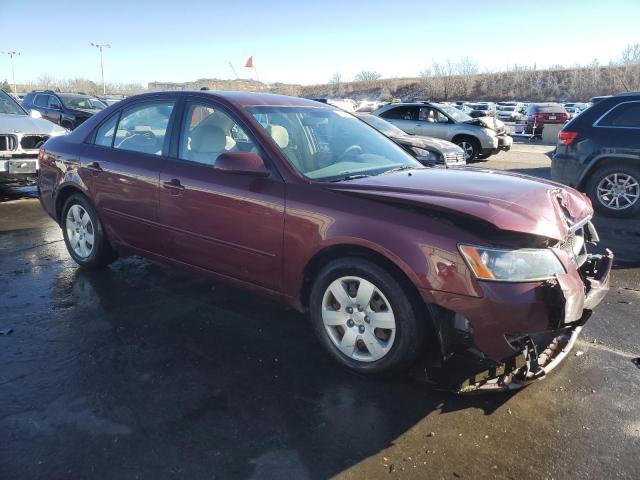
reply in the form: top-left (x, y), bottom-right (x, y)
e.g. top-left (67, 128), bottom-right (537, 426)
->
top-left (459, 249), bottom-right (614, 393)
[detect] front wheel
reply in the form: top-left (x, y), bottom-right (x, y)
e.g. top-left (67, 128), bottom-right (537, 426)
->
top-left (62, 193), bottom-right (118, 268)
top-left (309, 258), bottom-right (427, 375)
top-left (454, 137), bottom-right (480, 162)
top-left (586, 164), bottom-right (640, 217)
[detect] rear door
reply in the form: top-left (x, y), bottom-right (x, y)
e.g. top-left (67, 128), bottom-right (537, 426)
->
top-left (81, 98), bottom-right (176, 254)
top-left (157, 98), bottom-right (285, 291)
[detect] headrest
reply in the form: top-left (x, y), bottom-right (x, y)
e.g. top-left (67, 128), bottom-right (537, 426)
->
top-left (191, 124), bottom-right (226, 153)
top-left (268, 125), bottom-right (289, 149)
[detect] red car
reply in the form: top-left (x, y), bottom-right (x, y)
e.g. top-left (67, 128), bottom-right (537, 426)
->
top-left (525, 103), bottom-right (570, 136)
top-left (38, 91), bottom-right (612, 391)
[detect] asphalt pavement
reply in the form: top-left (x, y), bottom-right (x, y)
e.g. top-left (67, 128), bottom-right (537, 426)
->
top-left (1, 147), bottom-right (639, 479)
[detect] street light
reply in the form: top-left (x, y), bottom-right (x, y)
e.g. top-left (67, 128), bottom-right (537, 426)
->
top-left (90, 43), bottom-right (111, 95)
top-left (1, 51), bottom-right (20, 94)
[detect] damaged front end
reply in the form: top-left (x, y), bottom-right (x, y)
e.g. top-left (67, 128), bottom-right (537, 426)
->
top-left (426, 218), bottom-right (613, 394)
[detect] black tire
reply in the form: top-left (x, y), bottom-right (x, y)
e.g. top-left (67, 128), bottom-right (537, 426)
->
top-left (454, 136), bottom-right (480, 162)
top-left (61, 193), bottom-right (118, 268)
top-left (309, 257), bottom-right (428, 375)
top-left (585, 163), bottom-right (640, 218)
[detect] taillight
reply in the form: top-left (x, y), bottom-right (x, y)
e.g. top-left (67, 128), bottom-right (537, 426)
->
top-left (558, 130), bottom-right (577, 145)
top-left (38, 147), bottom-right (45, 162)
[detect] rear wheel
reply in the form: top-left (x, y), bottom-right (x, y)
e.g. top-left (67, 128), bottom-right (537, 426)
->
top-left (454, 136), bottom-right (480, 162)
top-left (309, 258), bottom-right (428, 375)
top-left (62, 194), bottom-right (118, 268)
top-left (586, 163), bottom-right (640, 218)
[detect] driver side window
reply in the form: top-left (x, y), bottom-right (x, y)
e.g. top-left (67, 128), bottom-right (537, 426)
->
top-left (48, 96), bottom-right (62, 109)
top-left (419, 107), bottom-right (448, 123)
top-left (178, 102), bottom-right (257, 166)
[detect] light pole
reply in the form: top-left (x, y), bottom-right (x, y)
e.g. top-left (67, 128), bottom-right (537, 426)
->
top-left (1, 51), bottom-right (20, 94)
top-left (90, 43), bottom-right (110, 95)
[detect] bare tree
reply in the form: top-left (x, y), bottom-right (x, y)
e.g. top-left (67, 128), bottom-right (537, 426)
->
top-left (457, 56), bottom-right (479, 76)
top-left (354, 70), bottom-right (382, 82)
top-left (613, 43), bottom-right (640, 91)
top-left (329, 72), bottom-right (344, 96)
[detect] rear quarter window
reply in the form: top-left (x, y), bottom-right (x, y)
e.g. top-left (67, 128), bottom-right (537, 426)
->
top-left (597, 102), bottom-right (640, 128)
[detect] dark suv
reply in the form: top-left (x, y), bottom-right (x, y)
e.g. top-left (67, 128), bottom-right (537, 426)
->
top-left (552, 92), bottom-right (640, 217)
top-left (22, 90), bottom-right (107, 130)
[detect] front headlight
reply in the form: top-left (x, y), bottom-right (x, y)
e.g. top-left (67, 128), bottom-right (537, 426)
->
top-left (412, 147), bottom-right (440, 164)
top-left (458, 245), bottom-right (565, 282)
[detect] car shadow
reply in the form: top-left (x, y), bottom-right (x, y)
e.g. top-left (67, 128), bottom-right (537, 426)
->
top-left (0, 183), bottom-right (38, 202)
top-left (22, 260), bottom-right (515, 479)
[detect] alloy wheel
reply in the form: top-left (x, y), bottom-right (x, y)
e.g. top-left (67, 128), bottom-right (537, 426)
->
top-left (321, 276), bottom-right (396, 362)
top-left (596, 173), bottom-right (640, 210)
top-left (65, 204), bottom-right (95, 258)
top-left (458, 141), bottom-right (475, 160)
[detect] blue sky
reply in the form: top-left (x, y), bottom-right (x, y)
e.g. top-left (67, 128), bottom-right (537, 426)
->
top-left (2, 0), bottom-right (639, 86)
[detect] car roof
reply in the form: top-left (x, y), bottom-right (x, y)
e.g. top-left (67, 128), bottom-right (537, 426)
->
top-left (613, 91), bottom-right (640, 98)
top-left (122, 90), bottom-right (326, 108)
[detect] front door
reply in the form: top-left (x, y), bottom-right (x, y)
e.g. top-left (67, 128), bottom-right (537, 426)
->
top-left (158, 100), bottom-right (285, 291)
top-left (414, 107), bottom-right (452, 140)
top-left (81, 99), bottom-right (176, 254)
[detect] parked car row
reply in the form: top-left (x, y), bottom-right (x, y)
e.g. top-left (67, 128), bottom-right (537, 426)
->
top-left (0, 89), bottom-right (67, 183)
top-left (372, 101), bottom-right (512, 161)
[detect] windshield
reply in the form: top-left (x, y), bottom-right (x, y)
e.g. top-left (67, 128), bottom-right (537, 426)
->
top-left (0, 91), bottom-right (26, 115)
top-left (357, 114), bottom-right (407, 137)
top-left (435, 104), bottom-right (472, 122)
top-left (60, 96), bottom-right (107, 110)
top-left (248, 106), bottom-right (421, 182)
top-left (500, 106), bottom-right (516, 111)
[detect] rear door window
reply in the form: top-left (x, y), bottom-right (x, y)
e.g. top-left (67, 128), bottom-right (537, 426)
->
top-left (598, 102), bottom-right (640, 128)
top-left (113, 101), bottom-right (175, 156)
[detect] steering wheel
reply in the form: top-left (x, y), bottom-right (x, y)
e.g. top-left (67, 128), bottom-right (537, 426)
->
top-left (338, 145), bottom-right (363, 162)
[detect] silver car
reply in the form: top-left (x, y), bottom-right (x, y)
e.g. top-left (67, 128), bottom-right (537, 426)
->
top-left (496, 104), bottom-right (525, 122)
top-left (373, 102), bottom-right (513, 161)
top-left (0, 90), bottom-right (67, 183)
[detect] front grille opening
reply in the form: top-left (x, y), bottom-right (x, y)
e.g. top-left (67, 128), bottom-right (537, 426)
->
top-left (20, 135), bottom-right (49, 150)
top-left (0, 134), bottom-right (17, 152)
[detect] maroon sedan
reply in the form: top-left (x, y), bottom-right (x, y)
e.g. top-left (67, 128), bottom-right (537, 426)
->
top-left (38, 91), bottom-right (612, 390)
top-left (525, 103), bottom-right (570, 136)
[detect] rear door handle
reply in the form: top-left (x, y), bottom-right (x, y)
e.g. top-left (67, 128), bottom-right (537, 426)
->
top-left (162, 179), bottom-right (185, 193)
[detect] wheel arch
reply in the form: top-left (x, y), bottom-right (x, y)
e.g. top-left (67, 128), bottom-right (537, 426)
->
top-left (578, 154), bottom-right (640, 189)
top-left (55, 184), bottom-right (91, 224)
top-left (299, 243), bottom-right (426, 316)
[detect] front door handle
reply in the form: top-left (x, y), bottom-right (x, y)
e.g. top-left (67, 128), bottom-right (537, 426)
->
top-left (162, 178), bottom-right (185, 193)
top-left (87, 161), bottom-right (102, 176)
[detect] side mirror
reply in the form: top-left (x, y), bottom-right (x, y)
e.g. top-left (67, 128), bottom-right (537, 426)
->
top-left (29, 109), bottom-right (42, 119)
top-left (214, 152), bottom-right (270, 177)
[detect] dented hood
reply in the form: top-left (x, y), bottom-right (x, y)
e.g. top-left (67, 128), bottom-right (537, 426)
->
top-left (327, 168), bottom-right (593, 241)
